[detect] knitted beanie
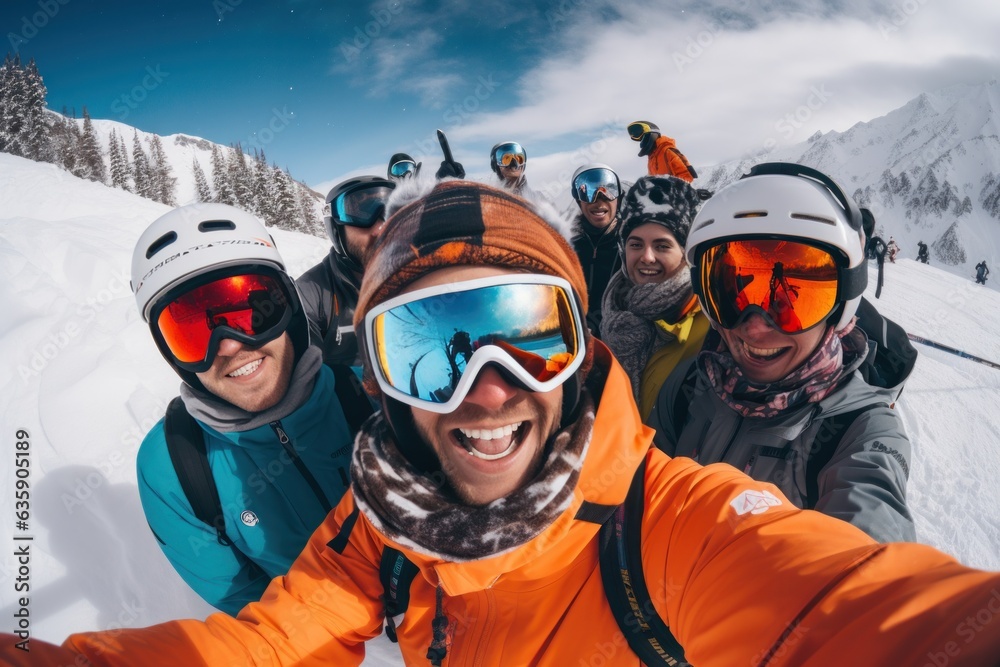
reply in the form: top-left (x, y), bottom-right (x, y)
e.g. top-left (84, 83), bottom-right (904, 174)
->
top-left (355, 180), bottom-right (592, 399)
top-left (618, 175), bottom-right (701, 249)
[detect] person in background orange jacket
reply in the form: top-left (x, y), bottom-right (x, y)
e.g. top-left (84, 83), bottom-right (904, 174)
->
top-left (627, 119), bottom-right (698, 182)
top-left (6, 180), bottom-right (1000, 667)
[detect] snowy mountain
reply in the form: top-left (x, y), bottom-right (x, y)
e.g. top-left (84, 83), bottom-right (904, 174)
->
top-left (701, 79), bottom-right (1000, 286)
top-left (2, 143), bottom-right (1000, 660)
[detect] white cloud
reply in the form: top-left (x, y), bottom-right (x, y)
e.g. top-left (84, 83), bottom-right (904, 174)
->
top-left (447, 0), bottom-right (1000, 171)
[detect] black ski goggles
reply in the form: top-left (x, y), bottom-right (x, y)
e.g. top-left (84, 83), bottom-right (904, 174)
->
top-left (572, 167), bottom-right (621, 203)
top-left (627, 121), bottom-right (656, 141)
top-left (365, 275), bottom-right (585, 413)
top-left (330, 181), bottom-right (395, 228)
top-left (149, 265), bottom-right (296, 373)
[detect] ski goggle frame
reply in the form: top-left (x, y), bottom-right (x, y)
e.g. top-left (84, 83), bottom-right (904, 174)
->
top-left (149, 265), bottom-right (297, 373)
top-left (572, 167), bottom-right (621, 203)
top-left (389, 159), bottom-right (417, 178)
top-left (364, 274), bottom-right (585, 414)
top-left (693, 236), bottom-right (866, 334)
top-left (328, 181), bottom-right (395, 228)
top-left (627, 121), bottom-right (657, 141)
top-left (494, 142), bottom-right (526, 168)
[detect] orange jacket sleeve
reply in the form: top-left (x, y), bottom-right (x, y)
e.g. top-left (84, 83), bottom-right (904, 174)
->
top-left (641, 453), bottom-right (1000, 666)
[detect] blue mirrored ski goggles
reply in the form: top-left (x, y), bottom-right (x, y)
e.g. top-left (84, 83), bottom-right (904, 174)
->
top-left (573, 167), bottom-right (621, 203)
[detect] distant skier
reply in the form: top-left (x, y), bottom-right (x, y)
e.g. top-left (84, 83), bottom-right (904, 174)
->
top-left (976, 260), bottom-right (990, 285)
top-left (886, 236), bottom-right (900, 263)
top-left (626, 120), bottom-right (697, 182)
top-left (916, 240), bottom-right (929, 264)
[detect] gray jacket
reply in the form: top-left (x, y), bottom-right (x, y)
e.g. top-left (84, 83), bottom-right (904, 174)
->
top-left (649, 315), bottom-right (917, 544)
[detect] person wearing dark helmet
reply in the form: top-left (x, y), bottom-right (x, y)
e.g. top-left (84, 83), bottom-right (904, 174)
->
top-left (649, 163), bottom-right (917, 543)
top-left (490, 140), bottom-right (535, 197)
top-left (296, 175), bottom-right (395, 366)
top-left (627, 120), bottom-right (697, 182)
top-left (387, 152), bottom-right (421, 181)
top-left (16, 180), bottom-right (1000, 667)
top-left (600, 176), bottom-right (710, 420)
top-left (127, 203), bottom-right (355, 615)
top-left (569, 163), bottom-right (625, 336)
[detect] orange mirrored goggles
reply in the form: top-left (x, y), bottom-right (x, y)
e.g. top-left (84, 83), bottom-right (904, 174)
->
top-left (696, 238), bottom-right (851, 334)
top-left (151, 268), bottom-right (295, 372)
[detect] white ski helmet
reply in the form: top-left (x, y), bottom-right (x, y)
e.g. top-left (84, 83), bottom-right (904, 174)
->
top-left (685, 162), bottom-right (868, 332)
top-left (570, 163), bottom-right (623, 204)
top-left (131, 203), bottom-right (308, 382)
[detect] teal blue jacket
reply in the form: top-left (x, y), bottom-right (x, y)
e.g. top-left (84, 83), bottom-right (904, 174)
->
top-left (136, 365), bottom-right (354, 615)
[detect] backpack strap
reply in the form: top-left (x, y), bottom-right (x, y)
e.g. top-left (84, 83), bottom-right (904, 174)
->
top-left (599, 457), bottom-right (689, 666)
top-left (164, 396), bottom-right (232, 547)
top-left (668, 146), bottom-right (698, 180)
top-left (804, 403), bottom-right (886, 509)
top-left (379, 546), bottom-right (421, 643)
top-left (669, 359), bottom-right (700, 446)
top-left (329, 363), bottom-right (375, 434)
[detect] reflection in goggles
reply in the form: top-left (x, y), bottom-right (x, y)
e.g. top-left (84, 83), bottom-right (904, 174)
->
top-left (573, 168), bottom-right (620, 203)
top-left (495, 143), bottom-right (525, 168)
top-left (333, 185), bottom-right (393, 227)
top-left (390, 160), bottom-right (417, 178)
top-left (371, 281), bottom-right (579, 405)
top-left (156, 273), bottom-right (290, 364)
top-left (699, 239), bottom-right (841, 333)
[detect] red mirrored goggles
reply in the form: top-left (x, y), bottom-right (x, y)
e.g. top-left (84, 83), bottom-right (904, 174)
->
top-left (150, 267), bottom-right (296, 372)
top-left (695, 238), bottom-right (863, 334)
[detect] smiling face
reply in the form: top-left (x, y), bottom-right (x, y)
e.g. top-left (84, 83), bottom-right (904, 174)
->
top-left (195, 332), bottom-right (296, 412)
top-left (716, 314), bottom-right (828, 384)
top-left (578, 195), bottom-right (618, 230)
top-left (404, 265), bottom-right (563, 506)
top-left (624, 223), bottom-right (685, 285)
top-left (499, 162), bottom-right (524, 185)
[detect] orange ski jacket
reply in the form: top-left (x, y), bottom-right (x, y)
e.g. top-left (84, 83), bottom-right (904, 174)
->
top-left (7, 346), bottom-right (1000, 666)
top-left (648, 134), bottom-right (697, 182)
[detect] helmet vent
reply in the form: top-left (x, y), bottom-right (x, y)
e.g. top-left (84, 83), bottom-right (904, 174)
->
top-left (198, 219), bottom-right (237, 232)
top-left (145, 231), bottom-right (177, 259)
top-left (734, 211), bottom-right (768, 219)
top-left (791, 213), bottom-right (837, 226)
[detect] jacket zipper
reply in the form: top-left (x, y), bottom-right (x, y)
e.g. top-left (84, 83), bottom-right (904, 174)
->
top-left (472, 588), bottom-right (497, 667)
top-left (269, 420), bottom-right (334, 513)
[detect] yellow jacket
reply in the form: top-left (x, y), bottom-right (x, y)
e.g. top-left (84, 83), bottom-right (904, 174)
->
top-left (638, 307), bottom-right (710, 420)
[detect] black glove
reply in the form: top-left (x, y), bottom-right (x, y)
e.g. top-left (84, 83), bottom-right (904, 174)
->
top-left (436, 159), bottom-right (465, 179)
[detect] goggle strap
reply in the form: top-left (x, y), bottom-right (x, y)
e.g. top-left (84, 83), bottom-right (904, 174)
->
top-left (840, 262), bottom-right (868, 300)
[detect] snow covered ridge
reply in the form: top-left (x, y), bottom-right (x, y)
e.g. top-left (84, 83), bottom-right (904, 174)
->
top-left (0, 55), bottom-right (324, 238)
top-left (700, 79), bottom-right (1000, 287)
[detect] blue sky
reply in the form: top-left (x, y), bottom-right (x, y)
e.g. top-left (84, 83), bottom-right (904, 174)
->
top-left (5, 0), bottom-right (1000, 195)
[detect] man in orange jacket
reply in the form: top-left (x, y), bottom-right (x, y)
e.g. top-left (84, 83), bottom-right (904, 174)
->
top-left (628, 119), bottom-right (698, 182)
top-left (6, 180), bottom-right (1000, 666)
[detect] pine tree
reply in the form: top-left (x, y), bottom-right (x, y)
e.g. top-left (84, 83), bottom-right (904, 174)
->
top-left (1, 53), bottom-right (27, 157)
top-left (22, 58), bottom-right (52, 162)
top-left (192, 158), bottom-right (212, 202)
top-left (78, 107), bottom-right (107, 184)
top-left (296, 177), bottom-right (321, 235)
top-left (148, 134), bottom-right (177, 205)
top-left (251, 149), bottom-right (274, 223)
top-left (49, 114), bottom-right (80, 175)
top-left (271, 166), bottom-right (300, 232)
top-left (211, 144), bottom-right (235, 205)
top-left (132, 130), bottom-right (154, 199)
top-left (228, 143), bottom-right (253, 210)
top-left (108, 128), bottom-right (131, 191)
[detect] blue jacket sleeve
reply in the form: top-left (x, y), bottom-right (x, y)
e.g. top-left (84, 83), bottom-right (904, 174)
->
top-left (135, 421), bottom-right (270, 616)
